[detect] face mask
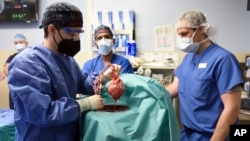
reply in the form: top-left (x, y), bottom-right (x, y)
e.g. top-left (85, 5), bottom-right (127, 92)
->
top-left (57, 39), bottom-right (80, 57)
top-left (97, 38), bottom-right (113, 55)
top-left (178, 28), bottom-right (198, 53)
top-left (15, 43), bottom-right (26, 52)
top-left (178, 29), bottom-right (208, 53)
top-left (179, 37), bottom-right (209, 53)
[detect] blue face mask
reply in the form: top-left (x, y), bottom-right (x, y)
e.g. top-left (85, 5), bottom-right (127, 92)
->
top-left (178, 29), bottom-right (208, 53)
top-left (97, 38), bottom-right (113, 55)
top-left (179, 38), bottom-right (209, 53)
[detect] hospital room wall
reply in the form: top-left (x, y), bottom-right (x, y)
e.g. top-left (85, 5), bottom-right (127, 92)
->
top-left (1, 0), bottom-right (250, 108)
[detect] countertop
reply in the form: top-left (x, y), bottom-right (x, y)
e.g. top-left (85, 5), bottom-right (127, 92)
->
top-left (239, 110), bottom-right (250, 124)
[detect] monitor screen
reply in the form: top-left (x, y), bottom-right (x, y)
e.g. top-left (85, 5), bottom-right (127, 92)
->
top-left (0, 0), bottom-right (38, 23)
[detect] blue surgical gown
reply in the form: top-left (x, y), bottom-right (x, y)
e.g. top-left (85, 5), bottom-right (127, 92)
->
top-left (175, 43), bottom-right (244, 141)
top-left (7, 44), bottom-right (95, 141)
top-left (82, 54), bottom-right (134, 76)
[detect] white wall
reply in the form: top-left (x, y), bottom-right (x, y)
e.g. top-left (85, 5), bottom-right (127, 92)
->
top-left (0, 0), bottom-right (249, 53)
top-left (93, 0), bottom-right (250, 53)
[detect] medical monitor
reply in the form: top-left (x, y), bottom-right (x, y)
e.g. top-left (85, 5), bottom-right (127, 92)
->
top-left (0, 0), bottom-right (39, 23)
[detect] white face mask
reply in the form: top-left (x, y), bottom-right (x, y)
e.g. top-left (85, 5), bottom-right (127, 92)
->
top-left (15, 43), bottom-right (26, 52)
top-left (97, 38), bottom-right (113, 55)
top-left (178, 29), bottom-right (208, 53)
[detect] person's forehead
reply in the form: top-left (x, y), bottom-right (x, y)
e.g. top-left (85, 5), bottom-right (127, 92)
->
top-left (96, 32), bottom-right (111, 38)
top-left (96, 28), bottom-right (110, 35)
top-left (176, 27), bottom-right (193, 34)
top-left (14, 40), bottom-right (26, 43)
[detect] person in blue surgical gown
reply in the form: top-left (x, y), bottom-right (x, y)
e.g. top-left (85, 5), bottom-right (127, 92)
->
top-left (82, 25), bottom-right (134, 76)
top-left (165, 10), bottom-right (244, 141)
top-left (3, 33), bottom-right (28, 109)
top-left (7, 2), bottom-right (120, 141)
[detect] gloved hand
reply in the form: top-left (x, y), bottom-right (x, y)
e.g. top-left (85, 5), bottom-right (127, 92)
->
top-left (76, 95), bottom-right (103, 112)
top-left (102, 64), bottom-right (121, 83)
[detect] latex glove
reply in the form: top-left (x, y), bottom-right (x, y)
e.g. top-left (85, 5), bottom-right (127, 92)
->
top-left (76, 95), bottom-right (103, 112)
top-left (102, 64), bottom-right (121, 83)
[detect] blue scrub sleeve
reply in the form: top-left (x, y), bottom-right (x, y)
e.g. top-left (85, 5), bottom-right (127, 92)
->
top-left (82, 72), bottom-right (98, 94)
top-left (8, 60), bottom-right (80, 127)
top-left (214, 54), bottom-right (244, 94)
top-left (120, 59), bottom-right (134, 73)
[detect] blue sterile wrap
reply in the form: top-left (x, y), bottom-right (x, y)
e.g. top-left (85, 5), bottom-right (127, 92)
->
top-left (80, 74), bottom-right (179, 141)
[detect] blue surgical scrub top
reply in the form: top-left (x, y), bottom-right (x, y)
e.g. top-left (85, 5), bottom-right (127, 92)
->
top-left (82, 54), bottom-right (134, 75)
top-left (7, 44), bottom-right (95, 141)
top-left (175, 43), bottom-right (243, 138)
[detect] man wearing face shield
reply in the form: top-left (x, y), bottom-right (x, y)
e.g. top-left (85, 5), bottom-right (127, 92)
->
top-left (165, 10), bottom-right (244, 141)
top-left (3, 33), bottom-right (28, 109)
top-left (82, 25), bottom-right (134, 77)
top-left (7, 2), bottom-right (120, 141)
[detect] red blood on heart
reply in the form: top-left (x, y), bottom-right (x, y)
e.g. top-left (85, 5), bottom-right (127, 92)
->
top-left (108, 77), bottom-right (124, 100)
top-left (94, 64), bottom-right (125, 101)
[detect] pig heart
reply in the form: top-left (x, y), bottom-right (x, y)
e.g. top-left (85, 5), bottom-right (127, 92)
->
top-left (108, 78), bottom-right (125, 100)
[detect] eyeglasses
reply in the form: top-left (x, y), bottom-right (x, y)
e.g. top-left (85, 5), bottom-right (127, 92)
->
top-left (61, 27), bottom-right (84, 41)
top-left (62, 27), bottom-right (84, 34)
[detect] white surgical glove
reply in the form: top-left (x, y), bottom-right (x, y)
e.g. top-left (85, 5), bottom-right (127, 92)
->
top-left (76, 95), bottom-right (103, 112)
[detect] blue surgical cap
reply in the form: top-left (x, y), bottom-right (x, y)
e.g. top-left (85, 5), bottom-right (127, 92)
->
top-left (94, 25), bottom-right (113, 39)
top-left (14, 33), bottom-right (27, 41)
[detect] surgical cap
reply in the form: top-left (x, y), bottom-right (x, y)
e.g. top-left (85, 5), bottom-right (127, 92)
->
top-left (175, 10), bottom-right (217, 37)
top-left (175, 10), bottom-right (207, 29)
top-left (39, 2), bottom-right (83, 28)
top-left (14, 33), bottom-right (27, 41)
top-left (94, 25), bottom-right (113, 39)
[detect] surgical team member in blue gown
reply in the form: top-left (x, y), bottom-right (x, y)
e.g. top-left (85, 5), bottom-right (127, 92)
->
top-left (165, 10), bottom-right (244, 141)
top-left (82, 25), bottom-right (134, 76)
top-left (7, 2), bottom-right (119, 141)
top-left (3, 33), bottom-right (28, 109)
